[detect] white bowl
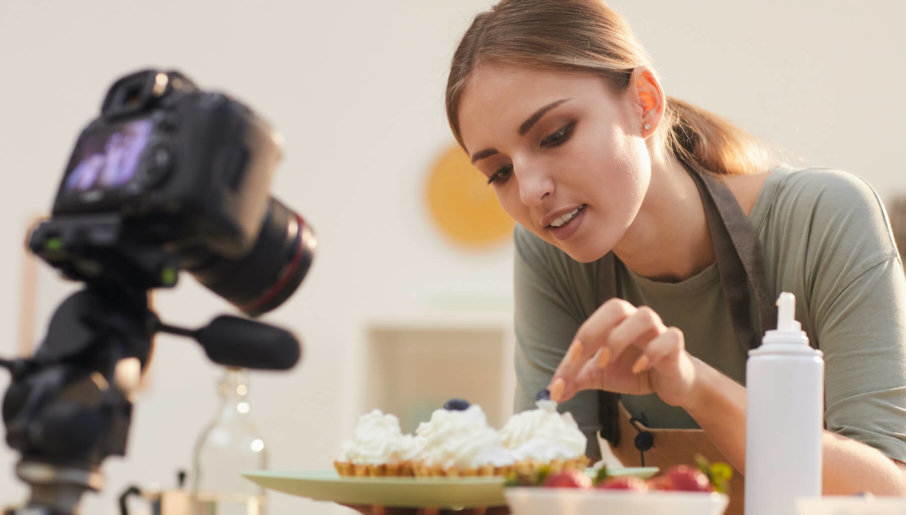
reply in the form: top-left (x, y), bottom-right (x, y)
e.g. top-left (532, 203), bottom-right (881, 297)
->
top-left (797, 496), bottom-right (906, 515)
top-left (505, 487), bottom-right (728, 515)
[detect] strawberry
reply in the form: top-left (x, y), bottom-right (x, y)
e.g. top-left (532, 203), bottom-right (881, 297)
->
top-left (541, 470), bottom-right (592, 489)
top-left (645, 474), bottom-right (676, 491)
top-left (659, 464), bottom-right (713, 492)
top-left (596, 476), bottom-right (648, 491)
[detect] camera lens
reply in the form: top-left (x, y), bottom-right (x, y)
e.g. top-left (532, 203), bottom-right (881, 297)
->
top-left (184, 197), bottom-right (316, 317)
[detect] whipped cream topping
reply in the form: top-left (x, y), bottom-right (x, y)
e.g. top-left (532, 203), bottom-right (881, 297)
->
top-left (336, 409), bottom-right (422, 465)
top-left (499, 400), bottom-right (586, 462)
top-left (416, 405), bottom-right (515, 469)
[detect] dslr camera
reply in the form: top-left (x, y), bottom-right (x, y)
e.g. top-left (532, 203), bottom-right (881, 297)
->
top-left (32, 69), bottom-right (314, 315)
top-left (2, 69), bottom-right (314, 514)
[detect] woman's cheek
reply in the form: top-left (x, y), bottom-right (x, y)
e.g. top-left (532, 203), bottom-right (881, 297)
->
top-left (495, 187), bottom-right (526, 225)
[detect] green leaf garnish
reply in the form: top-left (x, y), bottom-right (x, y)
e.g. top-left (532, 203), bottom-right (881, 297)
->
top-left (592, 465), bottom-right (610, 486)
top-left (694, 454), bottom-right (732, 495)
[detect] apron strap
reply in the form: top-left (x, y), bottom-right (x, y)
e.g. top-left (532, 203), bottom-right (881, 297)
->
top-left (680, 157), bottom-right (776, 351)
top-left (596, 254), bottom-right (621, 446)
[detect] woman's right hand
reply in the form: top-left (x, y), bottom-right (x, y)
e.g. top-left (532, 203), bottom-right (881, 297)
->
top-left (547, 298), bottom-right (699, 408)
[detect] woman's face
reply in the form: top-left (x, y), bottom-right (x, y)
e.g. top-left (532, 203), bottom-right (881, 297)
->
top-left (458, 64), bottom-right (651, 263)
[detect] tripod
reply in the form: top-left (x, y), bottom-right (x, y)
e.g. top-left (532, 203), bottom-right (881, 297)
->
top-left (1, 281), bottom-right (154, 514)
top-left (1, 280), bottom-right (300, 514)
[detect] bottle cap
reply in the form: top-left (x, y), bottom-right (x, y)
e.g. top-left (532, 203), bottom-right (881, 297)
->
top-left (776, 292), bottom-right (801, 332)
top-left (757, 292), bottom-right (812, 350)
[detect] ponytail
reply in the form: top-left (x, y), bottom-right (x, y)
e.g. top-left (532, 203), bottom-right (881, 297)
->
top-left (665, 96), bottom-right (774, 175)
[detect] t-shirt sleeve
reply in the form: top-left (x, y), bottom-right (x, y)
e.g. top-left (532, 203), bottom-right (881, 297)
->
top-left (793, 171), bottom-right (906, 462)
top-left (819, 258), bottom-right (906, 461)
top-left (512, 225), bottom-right (604, 458)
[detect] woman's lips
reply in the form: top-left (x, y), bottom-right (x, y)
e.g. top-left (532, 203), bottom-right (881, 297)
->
top-left (547, 205), bottom-right (586, 240)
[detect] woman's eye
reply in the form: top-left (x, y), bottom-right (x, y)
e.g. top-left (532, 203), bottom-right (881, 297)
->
top-left (487, 163), bottom-right (513, 185)
top-left (541, 121), bottom-right (576, 148)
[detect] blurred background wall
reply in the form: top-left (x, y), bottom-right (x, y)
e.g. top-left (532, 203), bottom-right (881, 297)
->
top-left (1, 1), bottom-right (904, 514)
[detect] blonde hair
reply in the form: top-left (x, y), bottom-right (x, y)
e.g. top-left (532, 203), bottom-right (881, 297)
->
top-left (446, 0), bottom-right (773, 175)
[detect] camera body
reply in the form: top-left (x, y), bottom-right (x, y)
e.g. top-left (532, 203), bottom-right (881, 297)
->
top-left (31, 70), bottom-right (313, 314)
top-left (51, 69), bottom-right (281, 259)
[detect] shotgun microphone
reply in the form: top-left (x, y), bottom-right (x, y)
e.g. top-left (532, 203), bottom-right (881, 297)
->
top-left (159, 315), bottom-right (301, 370)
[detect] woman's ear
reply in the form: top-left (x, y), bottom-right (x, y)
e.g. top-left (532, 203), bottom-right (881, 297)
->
top-left (630, 66), bottom-right (664, 138)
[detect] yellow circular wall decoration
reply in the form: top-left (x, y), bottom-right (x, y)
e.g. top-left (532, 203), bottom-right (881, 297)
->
top-left (425, 144), bottom-right (513, 248)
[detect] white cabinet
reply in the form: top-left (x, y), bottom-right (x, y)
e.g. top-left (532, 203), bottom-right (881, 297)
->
top-left (361, 316), bottom-right (516, 432)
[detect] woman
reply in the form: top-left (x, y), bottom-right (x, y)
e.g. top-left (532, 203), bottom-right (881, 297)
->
top-left (350, 1), bottom-right (905, 513)
top-left (445, 0), bottom-right (906, 512)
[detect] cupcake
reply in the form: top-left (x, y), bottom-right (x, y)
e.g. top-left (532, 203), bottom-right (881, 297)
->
top-left (334, 409), bottom-right (422, 477)
top-left (413, 402), bottom-right (516, 477)
top-left (499, 399), bottom-right (589, 474)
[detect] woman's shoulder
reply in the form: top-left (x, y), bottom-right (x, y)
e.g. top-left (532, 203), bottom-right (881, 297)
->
top-left (755, 165), bottom-right (897, 256)
top-left (765, 165), bottom-right (881, 206)
top-left (753, 165), bottom-right (887, 223)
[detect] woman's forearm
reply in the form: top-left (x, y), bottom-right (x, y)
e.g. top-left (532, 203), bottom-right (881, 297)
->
top-left (680, 356), bottom-right (748, 471)
top-left (821, 431), bottom-right (906, 495)
top-left (680, 356), bottom-right (906, 495)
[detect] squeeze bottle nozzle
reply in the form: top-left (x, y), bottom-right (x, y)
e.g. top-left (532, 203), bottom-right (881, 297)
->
top-left (776, 292), bottom-right (801, 332)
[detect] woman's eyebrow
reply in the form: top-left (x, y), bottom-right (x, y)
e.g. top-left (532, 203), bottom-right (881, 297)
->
top-left (519, 98), bottom-right (570, 135)
top-left (471, 148), bottom-right (498, 164)
top-left (470, 98), bottom-right (571, 164)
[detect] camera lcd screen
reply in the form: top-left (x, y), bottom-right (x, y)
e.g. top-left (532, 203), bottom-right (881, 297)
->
top-left (63, 118), bottom-right (153, 193)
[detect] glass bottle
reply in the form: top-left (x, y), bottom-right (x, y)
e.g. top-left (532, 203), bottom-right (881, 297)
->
top-left (191, 367), bottom-right (268, 515)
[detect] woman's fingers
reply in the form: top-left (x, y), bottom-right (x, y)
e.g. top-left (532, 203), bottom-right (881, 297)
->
top-left (548, 339), bottom-right (587, 401)
top-left (550, 300), bottom-right (687, 402)
top-left (631, 326), bottom-right (684, 373)
top-left (549, 299), bottom-right (634, 401)
top-left (574, 298), bottom-right (637, 352)
top-left (607, 306), bottom-right (666, 368)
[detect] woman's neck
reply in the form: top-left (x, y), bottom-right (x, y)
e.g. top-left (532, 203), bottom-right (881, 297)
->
top-left (612, 153), bottom-right (716, 282)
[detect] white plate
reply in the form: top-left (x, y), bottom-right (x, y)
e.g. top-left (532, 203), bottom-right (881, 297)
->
top-left (242, 467), bottom-right (658, 509)
top-left (505, 487), bottom-right (728, 515)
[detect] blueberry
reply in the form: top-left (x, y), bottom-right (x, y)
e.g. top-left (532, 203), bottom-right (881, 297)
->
top-left (535, 389), bottom-right (551, 402)
top-left (443, 398), bottom-right (470, 411)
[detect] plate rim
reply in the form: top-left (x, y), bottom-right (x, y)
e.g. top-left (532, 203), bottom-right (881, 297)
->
top-left (242, 469), bottom-right (507, 508)
top-left (241, 466), bottom-right (665, 508)
top-left (243, 465), bottom-right (659, 481)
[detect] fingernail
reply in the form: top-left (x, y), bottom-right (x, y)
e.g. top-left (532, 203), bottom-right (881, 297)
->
top-left (567, 340), bottom-right (584, 364)
top-left (550, 378), bottom-right (565, 402)
top-left (632, 355), bottom-right (649, 374)
top-left (596, 347), bottom-right (612, 368)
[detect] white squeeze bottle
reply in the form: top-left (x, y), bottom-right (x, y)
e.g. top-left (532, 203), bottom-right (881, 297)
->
top-left (745, 292), bottom-right (823, 515)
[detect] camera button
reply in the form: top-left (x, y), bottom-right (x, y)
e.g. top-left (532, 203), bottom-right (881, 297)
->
top-left (144, 143), bottom-right (174, 185)
top-left (152, 111), bottom-right (178, 131)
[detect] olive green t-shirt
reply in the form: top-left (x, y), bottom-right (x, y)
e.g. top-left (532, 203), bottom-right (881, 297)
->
top-left (513, 166), bottom-right (906, 461)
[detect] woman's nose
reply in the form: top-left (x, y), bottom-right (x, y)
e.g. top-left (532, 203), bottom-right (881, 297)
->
top-left (517, 164), bottom-right (554, 205)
